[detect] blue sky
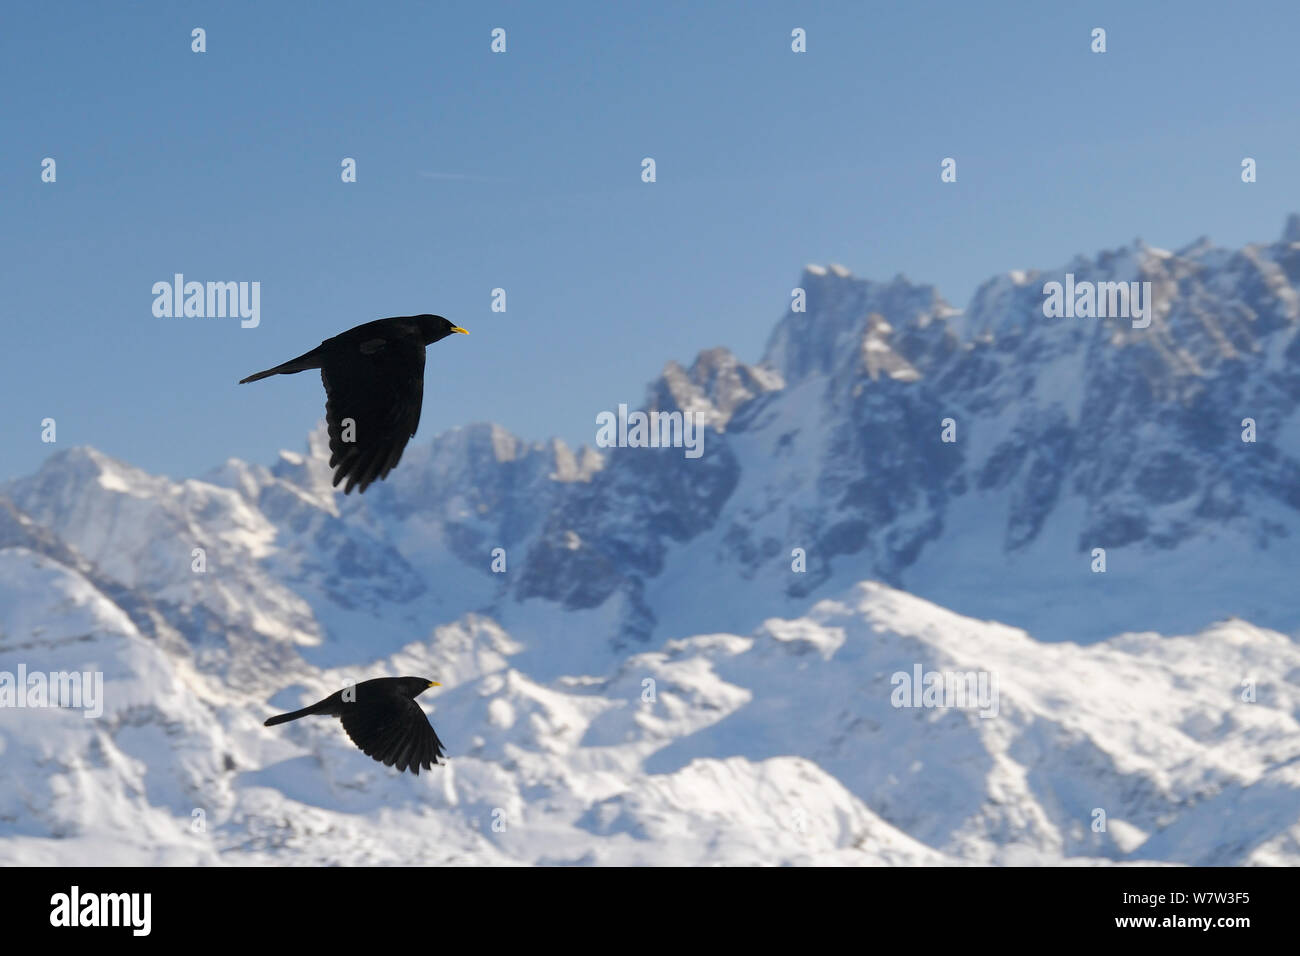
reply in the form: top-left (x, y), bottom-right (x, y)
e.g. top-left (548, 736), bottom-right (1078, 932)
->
top-left (3, 0), bottom-right (1298, 482)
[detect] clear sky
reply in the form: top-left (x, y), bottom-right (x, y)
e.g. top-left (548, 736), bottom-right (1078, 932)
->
top-left (3, 0), bottom-right (1298, 482)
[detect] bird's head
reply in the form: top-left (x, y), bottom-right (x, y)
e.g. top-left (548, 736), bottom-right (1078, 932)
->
top-left (416, 314), bottom-right (469, 344)
top-left (401, 676), bottom-right (441, 698)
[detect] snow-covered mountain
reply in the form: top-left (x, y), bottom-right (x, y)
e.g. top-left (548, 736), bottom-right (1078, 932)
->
top-left (2, 559), bottom-right (1297, 865)
top-left (2, 219), bottom-right (1299, 865)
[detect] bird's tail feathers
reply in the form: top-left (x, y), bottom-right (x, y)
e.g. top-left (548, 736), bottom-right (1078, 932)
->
top-left (264, 705), bottom-right (319, 726)
top-left (239, 347), bottom-right (323, 384)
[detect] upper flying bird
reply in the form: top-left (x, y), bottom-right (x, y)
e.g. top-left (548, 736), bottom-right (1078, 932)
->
top-left (264, 676), bottom-right (446, 775)
top-left (239, 314), bottom-right (468, 494)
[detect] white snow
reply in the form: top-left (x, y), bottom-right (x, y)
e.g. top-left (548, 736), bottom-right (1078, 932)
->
top-left (2, 547), bottom-right (1297, 866)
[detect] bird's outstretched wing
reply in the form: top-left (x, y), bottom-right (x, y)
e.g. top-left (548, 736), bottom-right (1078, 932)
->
top-left (340, 695), bottom-right (446, 775)
top-left (321, 335), bottom-right (426, 494)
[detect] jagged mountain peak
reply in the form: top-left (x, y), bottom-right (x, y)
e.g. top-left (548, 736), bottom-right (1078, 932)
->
top-left (761, 269), bottom-right (956, 389)
top-left (7, 219), bottom-right (1300, 660)
top-left (647, 347), bottom-right (783, 429)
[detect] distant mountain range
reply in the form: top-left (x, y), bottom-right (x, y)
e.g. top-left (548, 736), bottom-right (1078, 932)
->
top-left (2, 218), bottom-right (1298, 864)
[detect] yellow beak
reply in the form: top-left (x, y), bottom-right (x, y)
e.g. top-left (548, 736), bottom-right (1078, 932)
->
top-left (428, 681), bottom-right (441, 687)
top-left (450, 326), bottom-right (469, 335)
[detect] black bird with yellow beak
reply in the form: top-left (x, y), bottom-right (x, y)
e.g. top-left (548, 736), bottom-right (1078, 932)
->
top-left (239, 314), bottom-right (468, 494)
top-left (264, 676), bottom-right (446, 775)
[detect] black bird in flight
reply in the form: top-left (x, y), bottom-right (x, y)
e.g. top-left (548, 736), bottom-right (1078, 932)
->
top-left (264, 676), bottom-right (446, 775)
top-left (239, 315), bottom-right (468, 494)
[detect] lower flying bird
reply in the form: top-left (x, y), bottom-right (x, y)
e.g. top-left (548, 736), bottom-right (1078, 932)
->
top-left (239, 314), bottom-right (468, 494)
top-left (264, 676), bottom-right (446, 774)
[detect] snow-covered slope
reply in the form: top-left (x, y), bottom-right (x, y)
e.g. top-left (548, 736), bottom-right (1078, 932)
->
top-left (2, 567), bottom-right (1296, 865)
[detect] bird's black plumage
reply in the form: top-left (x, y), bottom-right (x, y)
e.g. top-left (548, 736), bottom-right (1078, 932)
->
top-left (264, 676), bottom-right (446, 774)
top-left (239, 315), bottom-right (468, 494)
